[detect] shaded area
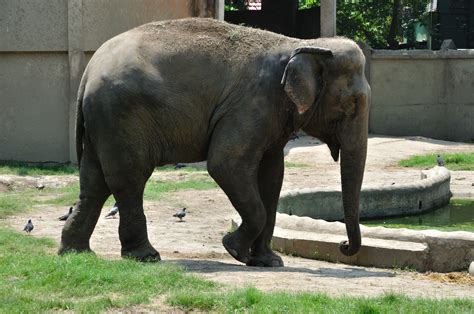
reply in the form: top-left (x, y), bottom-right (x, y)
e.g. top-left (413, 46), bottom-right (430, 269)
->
top-left (167, 259), bottom-right (395, 278)
top-left (225, 1), bottom-right (320, 39)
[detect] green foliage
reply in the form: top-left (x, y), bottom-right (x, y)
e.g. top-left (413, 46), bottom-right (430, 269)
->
top-left (399, 152), bottom-right (474, 170)
top-left (224, 0), bottom-right (246, 11)
top-left (299, 0), bottom-right (320, 9)
top-left (336, 0), bottom-right (431, 49)
top-left (0, 160), bottom-right (78, 176)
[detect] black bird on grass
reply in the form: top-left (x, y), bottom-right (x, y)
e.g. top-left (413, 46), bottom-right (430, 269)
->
top-left (58, 206), bottom-right (73, 221)
top-left (436, 154), bottom-right (445, 166)
top-left (174, 163), bottom-right (186, 170)
top-left (105, 203), bottom-right (119, 219)
top-left (173, 208), bottom-right (187, 221)
top-left (23, 219), bottom-right (34, 234)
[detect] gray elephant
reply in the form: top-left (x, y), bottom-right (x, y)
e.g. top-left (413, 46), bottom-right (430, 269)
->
top-left (59, 18), bottom-right (370, 267)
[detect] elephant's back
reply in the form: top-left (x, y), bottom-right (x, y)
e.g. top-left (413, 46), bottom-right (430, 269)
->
top-left (129, 18), bottom-right (297, 65)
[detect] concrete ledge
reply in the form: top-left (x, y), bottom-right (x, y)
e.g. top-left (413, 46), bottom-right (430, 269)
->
top-left (278, 166), bottom-right (451, 221)
top-left (272, 227), bottom-right (430, 271)
top-left (372, 49), bottom-right (474, 60)
top-left (271, 213), bottom-right (474, 272)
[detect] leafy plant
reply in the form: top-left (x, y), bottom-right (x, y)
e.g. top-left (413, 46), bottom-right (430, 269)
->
top-left (336, 0), bottom-right (432, 49)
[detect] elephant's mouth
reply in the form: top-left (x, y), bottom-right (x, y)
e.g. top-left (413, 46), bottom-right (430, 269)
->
top-left (328, 141), bottom-right (340, 162)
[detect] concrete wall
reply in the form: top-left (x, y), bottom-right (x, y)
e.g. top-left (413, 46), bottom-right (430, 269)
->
top-left (1, 1), bottom-right (472, 163)
top-left (369, 50), bottom-right (474, 142)
top-left (0, 0), bottom-right (219, 163)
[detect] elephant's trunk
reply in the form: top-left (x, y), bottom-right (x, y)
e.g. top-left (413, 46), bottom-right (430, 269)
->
top-left (338, 106), bottom-right (368, 256)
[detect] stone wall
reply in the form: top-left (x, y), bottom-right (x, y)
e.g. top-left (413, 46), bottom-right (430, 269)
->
top-left (0, 0), bottom-right (218, 163)
top-left (2, 3), bottom-right (473, 163)
top-left (369, 49), bottom-right (474, 142)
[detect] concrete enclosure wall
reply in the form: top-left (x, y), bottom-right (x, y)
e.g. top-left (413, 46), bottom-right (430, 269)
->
top-left (1, 2), bottom-right (473, 162)
top-left (369, 50), bottom-right (474, 142)
top-left (0, 0), bottom-right (218, 163)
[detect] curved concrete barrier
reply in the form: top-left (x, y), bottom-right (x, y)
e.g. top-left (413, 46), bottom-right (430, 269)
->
top-left (271, 213), bottom-right (474, 272)
top-left (278, 166), bottom-right (452, 220)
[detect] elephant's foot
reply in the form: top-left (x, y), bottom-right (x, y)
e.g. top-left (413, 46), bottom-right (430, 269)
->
top-left (121, 242), bottom-right (161, 262)
top-left (247, 251), bottom-right (284, 267)
top-left (58, 242), bottom-right (94, 255)
top-left (222, 232), bottom-right (250, 264)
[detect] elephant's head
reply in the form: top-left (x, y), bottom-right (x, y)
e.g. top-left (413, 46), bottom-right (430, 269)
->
top-left (281, 41), bottom-right (370, 256)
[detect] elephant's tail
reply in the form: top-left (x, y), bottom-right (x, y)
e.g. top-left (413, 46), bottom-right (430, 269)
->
top-left (75, 79), bottom-right (86, 168)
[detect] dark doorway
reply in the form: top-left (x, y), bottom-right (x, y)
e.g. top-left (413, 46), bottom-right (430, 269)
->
top-left (224, 0), bottom-right (320, 39)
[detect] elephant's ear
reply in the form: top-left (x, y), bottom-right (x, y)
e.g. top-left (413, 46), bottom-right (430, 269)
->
top-left (281, 47), bottom-right (333, 114)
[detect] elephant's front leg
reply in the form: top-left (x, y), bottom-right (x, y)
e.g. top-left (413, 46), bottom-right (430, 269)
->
top-left (247, 148), bottom-right (285, 267)
top-left (207, 127), bottom-right (267, 265)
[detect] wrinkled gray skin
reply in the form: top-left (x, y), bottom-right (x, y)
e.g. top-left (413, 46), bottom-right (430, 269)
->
top-left (59, 18), bottom-right (370, 267)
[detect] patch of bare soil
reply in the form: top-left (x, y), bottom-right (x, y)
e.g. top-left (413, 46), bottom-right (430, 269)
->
top-left (0, 174), bottom-right (77, 192)
top-left (3, 135), bottom-right (474, 301)
top-left (413, 272), bottom-right (474, 286)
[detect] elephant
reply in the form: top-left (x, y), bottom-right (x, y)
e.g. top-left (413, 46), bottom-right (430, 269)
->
top-left (59, 18), bottom-right (370, 267)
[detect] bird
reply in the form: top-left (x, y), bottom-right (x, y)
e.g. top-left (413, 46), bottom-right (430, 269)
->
top-left (173, 208), bottom-right (187, 221)
top-left (23, 219), bottom-right (34, 234)
top-left (174, 163), bottom-right (186, 170)
top-left (35, 184), bottom-right (45, 190)
top-left (58, 206), bottom-right (73, 221)
top-left (436, 154), bottom-right (445, 166)
top-left (104, 203), bottom-right (119, 219)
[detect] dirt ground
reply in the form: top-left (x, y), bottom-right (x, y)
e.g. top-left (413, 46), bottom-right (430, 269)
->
top-left (3, 135), bottom-right (474, 299)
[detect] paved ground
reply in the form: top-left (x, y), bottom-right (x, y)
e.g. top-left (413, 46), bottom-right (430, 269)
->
top-left (4, 134), bottom-right (474, 299)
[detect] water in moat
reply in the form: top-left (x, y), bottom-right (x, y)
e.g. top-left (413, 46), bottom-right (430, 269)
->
top-left (362, 201), bottom-right (474, 232)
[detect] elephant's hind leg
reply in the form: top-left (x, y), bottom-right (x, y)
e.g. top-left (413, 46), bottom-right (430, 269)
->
top-left (101, 151), bottom-right (160, 262)
top-left (59, 146), bottom-right (111, 255)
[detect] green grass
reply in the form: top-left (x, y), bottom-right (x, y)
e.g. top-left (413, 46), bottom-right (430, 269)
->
top-left (0, 184), bottom-right (79, 219)
top-left (0, 177), bottom-right (218, 219)
top-left (0, 160), bottom-right (209, 176)
top-left (1, 228), bottom-right (472, 312)
top-left (284, 161), bottom-right (309, 168)
top-left (399, 152), bottom-right (474, 170)
top-left (0, 226), bottom-right (216, 312)
top-left (155, 165), bottom-right (206, 172)
top-left (2, 162), bottom-right (473, 311)
top-left (0, 160), bottom-right (78, 176)
top-left (169, 287), bottom-right (473, 313)
top-left (143, 178), bottom-right (218, 200)
top-left (0, 159), bottom-right (309, 175)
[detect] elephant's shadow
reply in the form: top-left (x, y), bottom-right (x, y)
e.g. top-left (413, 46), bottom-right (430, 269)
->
top-left (164, 259), bottom-right (395, 279)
